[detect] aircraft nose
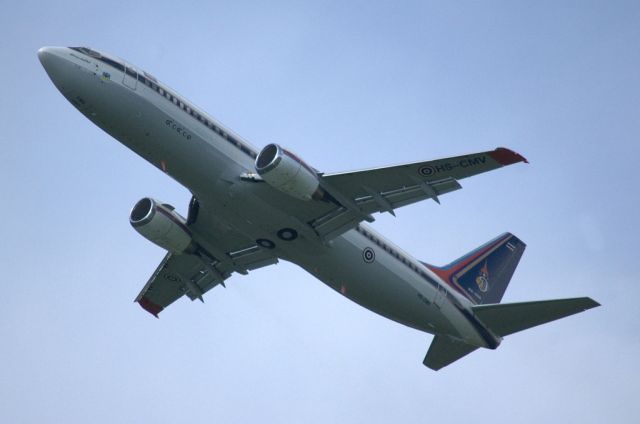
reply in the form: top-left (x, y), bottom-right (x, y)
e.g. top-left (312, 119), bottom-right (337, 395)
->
top-left (38, 46), bottom-right (75, 92)
top-left (37, 46), bottom-right (55, 68)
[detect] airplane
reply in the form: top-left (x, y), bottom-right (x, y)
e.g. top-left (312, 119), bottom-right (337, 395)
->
top-left (38, 46), bottom-right (599, 370)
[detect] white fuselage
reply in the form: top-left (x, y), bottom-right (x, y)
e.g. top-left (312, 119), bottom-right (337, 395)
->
top-left (38, 47), bottom-right (500, 350)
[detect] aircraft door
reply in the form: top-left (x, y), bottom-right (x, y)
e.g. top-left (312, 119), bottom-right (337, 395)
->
top-left (434, 285), bottom-right (447, 309)
top-left (123, 63), bottom-right (138, 90)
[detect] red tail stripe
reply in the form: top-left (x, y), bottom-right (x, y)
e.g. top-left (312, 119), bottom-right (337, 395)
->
top-left (424, 234), bottom-right (512, 290)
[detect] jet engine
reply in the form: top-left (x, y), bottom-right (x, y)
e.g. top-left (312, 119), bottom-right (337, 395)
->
top-left (130, 197), bottom-right (196, 254)
top-left (255, 143), bottom-right (323, 201)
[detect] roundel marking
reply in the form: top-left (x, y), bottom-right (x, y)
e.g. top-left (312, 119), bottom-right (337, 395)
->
top-left (256, 238), bottom-right (276, 249)
top-left (277, 228), bottom-right (298, 241)
top-left (362, 247), bottom-right (375, 263)
top-left (418, 165), bottom-right (435, 177)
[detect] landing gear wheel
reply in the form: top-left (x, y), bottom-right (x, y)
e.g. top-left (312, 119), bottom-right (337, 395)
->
top-left (277, 228), bottom-right (298, 241)
top-left (256, 238), bottom-right (276, 249)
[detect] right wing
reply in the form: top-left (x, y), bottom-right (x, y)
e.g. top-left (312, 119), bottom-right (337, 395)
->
top-left (321, 147), bottom-right (527, 213)
top-left (246, 147), bottom-right (527, 242)
top-left (313, 147), bottom-right (527, 240)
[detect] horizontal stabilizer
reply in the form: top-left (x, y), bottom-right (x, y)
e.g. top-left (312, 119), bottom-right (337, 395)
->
top-left (423, 335), bottom-right (478, 371)
top-left (472, 297), bottom-right (600, 337)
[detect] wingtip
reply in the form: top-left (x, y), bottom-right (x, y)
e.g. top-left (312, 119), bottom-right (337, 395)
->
top-left (490, 147), bottom-right (529, 165)
top-left (138, 297), bottom-right (163, 318)
top-left (585, 297), bottom-right (601, 309)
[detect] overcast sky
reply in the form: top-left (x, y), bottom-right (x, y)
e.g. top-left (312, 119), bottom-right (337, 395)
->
top-left (2, 1), bottom-right (639, 422)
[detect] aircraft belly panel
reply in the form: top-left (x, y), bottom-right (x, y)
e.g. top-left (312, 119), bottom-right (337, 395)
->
top-left (287, 230), bottom-right (458, 336)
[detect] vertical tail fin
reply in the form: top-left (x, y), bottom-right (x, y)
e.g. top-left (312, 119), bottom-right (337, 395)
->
top-left (423, 233), bottom-right (526, 304)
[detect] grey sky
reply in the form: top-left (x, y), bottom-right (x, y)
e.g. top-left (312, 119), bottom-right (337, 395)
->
top-left (2, 1), bottom-right (638, 422)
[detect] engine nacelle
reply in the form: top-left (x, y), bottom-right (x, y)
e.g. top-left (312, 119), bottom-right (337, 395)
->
top-left (255, 143), bottom-right (322, 201)
top-left (130, 197), bottom-right (195, 254)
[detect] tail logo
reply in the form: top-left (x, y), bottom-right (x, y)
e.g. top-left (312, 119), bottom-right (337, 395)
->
top-left (475, 261), bottom-right (489, 292)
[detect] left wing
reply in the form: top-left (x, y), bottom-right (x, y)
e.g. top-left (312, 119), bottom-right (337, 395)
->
top-left (135, 198), bottom-right (278, 317)
top-left (135, 245), bottom-right (278, 317)
top-left (310, 147), bottom-right (527, 239)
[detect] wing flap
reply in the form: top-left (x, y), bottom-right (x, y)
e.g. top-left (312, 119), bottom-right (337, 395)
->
top-left (228, 245), bottom-right (279, 272)
top-left (309, 177), bottom-right (461, 240)
top-left (354, 177), bottom-right (462, 215)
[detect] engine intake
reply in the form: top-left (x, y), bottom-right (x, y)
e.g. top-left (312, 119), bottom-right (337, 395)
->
top-left (130, 197), bottom-right (195, 254)
top-left (255, 143), bottom-right (322, 201)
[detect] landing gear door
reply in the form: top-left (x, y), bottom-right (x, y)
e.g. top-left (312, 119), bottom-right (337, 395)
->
top-left (123, 63), bottom-right (138, 90)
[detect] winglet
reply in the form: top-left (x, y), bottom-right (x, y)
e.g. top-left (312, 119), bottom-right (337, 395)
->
top-left (138, 297), bottom-right (163, 318)
top-left (489, 147), bottom-right (529, 165)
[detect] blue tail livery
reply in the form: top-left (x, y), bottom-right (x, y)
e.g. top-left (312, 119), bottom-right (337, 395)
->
top-left (423, 233), bottom-right (526, 305)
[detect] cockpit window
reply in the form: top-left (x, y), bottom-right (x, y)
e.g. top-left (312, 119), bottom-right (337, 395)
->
top-left (69, 46), bottom-right (101, 58)
top-left (70, 46), bottom-right (125, 72)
